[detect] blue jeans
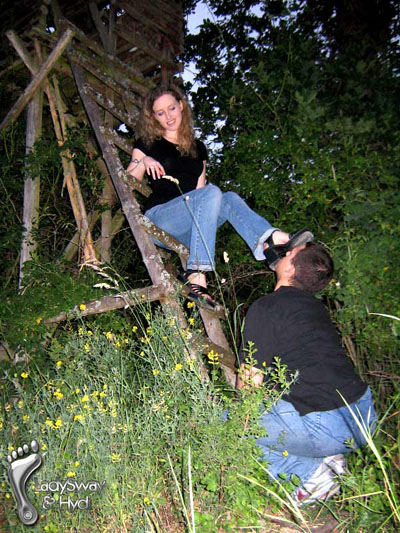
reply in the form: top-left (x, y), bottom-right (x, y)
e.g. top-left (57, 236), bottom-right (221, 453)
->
top-left (145, 184), bottom-right (277, 271)
top-left (256, 387), bottom-right (377, 484)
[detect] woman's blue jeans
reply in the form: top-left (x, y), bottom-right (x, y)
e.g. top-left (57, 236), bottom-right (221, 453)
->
top-left (256, 387), bottom-right (377, 483)
top-left (145, 184), bottom-right (277, 271)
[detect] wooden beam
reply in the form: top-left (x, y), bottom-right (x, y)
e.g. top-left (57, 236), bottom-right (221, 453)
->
top-left (0, 27), bottom-right (74, 132)
top-left (19, 55), bottom-right (43, 287)
top-left (68, 45), bottom-right (146, 101)
top-left (114, 27), bottom-right (180, 69)
top-left (45, 284), bottom-right (166, 324)
top-left (118, 0), bottom-right (182, 49)
top-left (102, 127), bottom-right (133, 155)
top-left (83, 83), bottom-right (139, 129)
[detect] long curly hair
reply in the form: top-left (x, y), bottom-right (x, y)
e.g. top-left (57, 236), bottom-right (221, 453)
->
top-left (137, 84), bottom-right (197, 157)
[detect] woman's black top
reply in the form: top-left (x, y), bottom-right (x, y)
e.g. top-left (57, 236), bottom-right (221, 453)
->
top-left (134, 137), bottom-right (208, 211)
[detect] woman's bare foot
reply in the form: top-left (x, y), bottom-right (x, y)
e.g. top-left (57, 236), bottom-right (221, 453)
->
top-left (187, 271), bottom-right (207, 288)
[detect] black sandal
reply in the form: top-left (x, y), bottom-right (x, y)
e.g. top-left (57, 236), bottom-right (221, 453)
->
top-left (264, 229), bottom-right (314, 271)
top-left (177, 270), bottom-right (218, 310)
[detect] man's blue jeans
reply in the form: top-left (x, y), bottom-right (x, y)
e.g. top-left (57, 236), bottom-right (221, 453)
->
top-left (145, 184), bottom-right (277, 271)
top-left (256, 387), bottom-right (377, 483)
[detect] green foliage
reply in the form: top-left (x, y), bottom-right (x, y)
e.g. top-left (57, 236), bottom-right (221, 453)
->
top-left (0, 260), bottom-right (101, 355)
top-left (0, 304), bottom-right (306, 531)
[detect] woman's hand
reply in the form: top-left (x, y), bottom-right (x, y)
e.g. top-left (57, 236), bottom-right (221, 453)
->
top-left (142, 156), bottom-right (165, 179)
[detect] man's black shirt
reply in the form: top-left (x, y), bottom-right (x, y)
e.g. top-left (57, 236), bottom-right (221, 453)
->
top-left (239, 286), bottom-right (367, 416)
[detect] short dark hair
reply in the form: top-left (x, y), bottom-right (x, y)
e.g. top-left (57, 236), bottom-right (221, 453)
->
top-left (290, 242), bottom-right (334, 294)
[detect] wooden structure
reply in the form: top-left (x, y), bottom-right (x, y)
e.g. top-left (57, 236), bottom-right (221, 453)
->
top-left (0, 0), bottom-right (236, 383)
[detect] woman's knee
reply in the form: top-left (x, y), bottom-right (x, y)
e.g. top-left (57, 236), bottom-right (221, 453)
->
top-left (204, 183), bottom-right (222, 200)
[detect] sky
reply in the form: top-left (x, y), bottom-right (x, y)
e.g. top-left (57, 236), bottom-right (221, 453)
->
top-left (183, 1), bottom-right (212, 87)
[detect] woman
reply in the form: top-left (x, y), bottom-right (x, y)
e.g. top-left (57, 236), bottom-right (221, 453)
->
top-left (127, 84), bottom-right (312, 308)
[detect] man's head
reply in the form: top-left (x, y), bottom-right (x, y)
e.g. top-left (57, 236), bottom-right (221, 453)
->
top-left (276, 242), bottom-right (334, 294)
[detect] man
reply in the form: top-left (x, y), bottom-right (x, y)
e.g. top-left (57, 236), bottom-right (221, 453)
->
top-left (237, 241), bottom-right (377, 504)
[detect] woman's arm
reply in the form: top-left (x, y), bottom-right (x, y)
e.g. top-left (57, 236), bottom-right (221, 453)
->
top-left (127, 148), bottom-right (165, 180)
top-left (196, 161), bottom-right (207, 189)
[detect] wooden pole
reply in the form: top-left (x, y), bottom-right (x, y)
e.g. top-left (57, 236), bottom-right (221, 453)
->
top-left (18, 53), bottom-right (43, 287)
top-left (0, 28), bottom-right (74, 132)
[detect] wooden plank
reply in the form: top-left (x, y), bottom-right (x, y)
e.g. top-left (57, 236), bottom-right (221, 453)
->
top-left (45, 284), bottom-right (166, 324)
top-left (118, 0), bottom-right (182, 50)
top-left (60, 18), bottom-right (153, 91)
top-left (114, 27), bottom-right (181, 69)
top-left (102, 126), bottom-right (133, 155)
top-left (68, 46), bottom-right (145, 102)
top-left (0, 27), bottom-right (75, 131)
top-left (19, 71), bottom-right (43, 287)
top-left (83, 83), bottom-right (139, 129)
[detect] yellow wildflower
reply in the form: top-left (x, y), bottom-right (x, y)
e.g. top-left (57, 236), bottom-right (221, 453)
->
top-left (81, 395), bottom-right (89, 403)
top-left (188, 318), bottom-right (195, 326)
top-left (75, 388), bottom-right (81, 394)
top-left (36, 317), bottom-right (42, 324)
top-left (103, 384), bottom-right (108, 390)
top-left (21, 372), bottom-right (29, 379)
top-left (74, 414), bottom-right (85, 422)
top-left (23, 415), bottom-right (30, 422)
top-left (79, 304), bottom-right (86, 311)
top-left (174, 363), bottom-right (183, 371)
top-left (282, 450), bottom-right (289, 457)
top-left (105, 331), bottom-right (113, 340)
top-left (84, 343), bottom-right (90, 352)
top-left (78, 327), bottom-right (83, 336)
top-left (56, 360), bottom-right (62, 368)
top-left (132, 325), bottom-right (138, 332)
top-left (187, 301), bottom-right (195, 309)
top-left (18, 400), bottom-right (24, 409)
top-left (152, 369), bottom-right (160, 376)
top-left (144, 497), bottom-right (151, 505)
top-left (67, 472), bottom-right (76, 477)
top-left (41, 444), bottom-right (47, 451)
top-left (87, 330), bottom-right (93, 335)
top-left (8, 446), bottom-right (14, 452)
top-left (53, 390), bottom-right (64, 400)
top-left (207, 350), bottom-right (219, 365)
top-left (74, 461), bottom-right (80, 467)
top-left (54, 418), bottom-right (62, 428)
top-left (99, 391), bottom-right (106, 398)
top-left (111, 453), bottom-right (121, 463)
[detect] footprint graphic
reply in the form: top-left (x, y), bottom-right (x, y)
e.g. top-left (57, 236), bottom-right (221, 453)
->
top-left (7, 440), bottom-right (42, 525)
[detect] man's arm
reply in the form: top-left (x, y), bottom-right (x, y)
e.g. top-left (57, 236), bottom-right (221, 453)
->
top-left (237, 299), bottom-right (276, 390)
top-left (236, 363), bottom-right (264, 389)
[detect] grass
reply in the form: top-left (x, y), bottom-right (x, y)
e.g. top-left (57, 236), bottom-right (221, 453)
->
top-left (1, 296), bottom-right (399, 532)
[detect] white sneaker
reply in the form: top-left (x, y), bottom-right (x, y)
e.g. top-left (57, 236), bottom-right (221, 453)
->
top-left (295, 461), bottom-right (341, 506)
top-left (323, 454), bottom-right (347, 475)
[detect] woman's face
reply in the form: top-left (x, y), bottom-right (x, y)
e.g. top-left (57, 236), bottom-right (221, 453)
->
top-left (152, 93), bottom-right (183, 135)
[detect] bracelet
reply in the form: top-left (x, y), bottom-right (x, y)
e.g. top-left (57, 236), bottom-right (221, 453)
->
top-left (131, 158), bottom-right (142, 165)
